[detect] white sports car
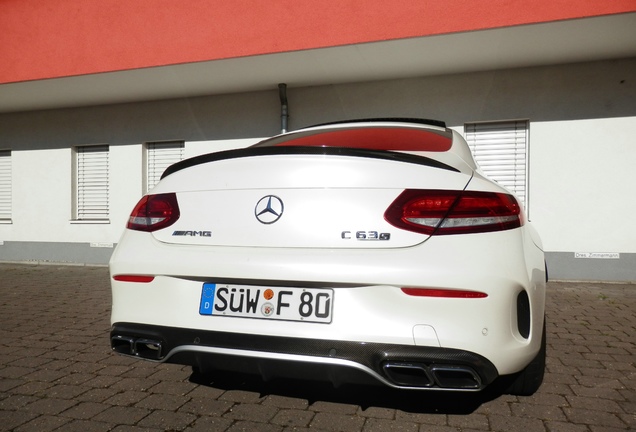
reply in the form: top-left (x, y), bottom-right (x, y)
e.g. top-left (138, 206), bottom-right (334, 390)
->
top-left (110, 119), bottom-right (546, 395)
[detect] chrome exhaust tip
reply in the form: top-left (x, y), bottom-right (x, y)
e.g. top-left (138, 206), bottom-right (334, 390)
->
top-left (111, 335), bottom-right (135, 355)
top-left (382, 361), bottom-right (434, 387)
top-left (430, 365), bottom-right (482, 389)
top-left (111, 335), bottom-right (163, 360)
top-left (134, 338), bottom-right (163, 360)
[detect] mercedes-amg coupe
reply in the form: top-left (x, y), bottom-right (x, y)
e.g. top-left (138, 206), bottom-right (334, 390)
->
top-left (110, 119), bottom-right (546, 395)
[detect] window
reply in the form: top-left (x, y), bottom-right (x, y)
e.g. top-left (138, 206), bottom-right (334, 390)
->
top-left (145, 141), bottom-right (184, 192)
top-left (465, 120), bottom-right (529, 209)
top-left (75, 145), bottom-right (109, 221)
top-left (0, 150), bottom-right (11, 222)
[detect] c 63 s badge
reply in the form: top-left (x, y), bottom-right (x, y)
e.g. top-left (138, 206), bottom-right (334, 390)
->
top-left (341, 231), bottom-right (391, 241)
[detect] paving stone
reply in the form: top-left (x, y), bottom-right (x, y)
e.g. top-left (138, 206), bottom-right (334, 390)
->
top-left (13, 414), bottom-right (71, 432)
top-left (0, 365), bottom-right (35, 379)
top-left (225, 403), bottom-right (279, 422)
top-left (414, 426), bottom-right (461, 432)
top-left (356, 405), bottom-right (396, 419)
top-left (75, 388), bottom-right (120, 403)
top-left (23, 397), bottom-right (78, 415)
top-left (488, 414), bottom-right (546, 432)
top-left (179, 397), bottom-right (234, 417)
top-left (186, 384), bottom-right (227, 400)
top-left (186, 415), bottom-right (234, 431)
top-left (0, 409), bottom-right (40, 431)
top-left (309, 412), bottom-right (366, 431)
top-left (395, 411), bottom-right (447, 425)
top-left (147, 365), bottom-right (193, 382)
top-left (37, 383), bottom-right (90, 400)
top-left (447, 413), bottom-right (489, 430)
top-left (135, 393), bottom-right (190, 411)
top-left (59, 401), bottom-right (110, 420)
top-left (55, 419), bottom-right (117, 432)
top-left (109, 425), bottom-right (164, 432)
top-left (0, 377), bottom-right (24, 393)
top-left (362, 417), bottom-right (419, 431)
top-left (136, 409), bottom-right (198, 430)
top-left (226, 420), bottom-right (284, 432)
top-left (55, 373), bottom-right (97, 386)
top-left (92, 405), bottom-right (151, 425)
top-left (264, 394), bottom-right (311, 410)
top-left (510, 403), bottom-right (567, 421)
top-left (219, 389), bottom-right (268, 404)
top-left (565, 395), bottom-right (625, 413)
top-left (562, 408), bottom-right (627, 428)
top-left (0, 394), bottom-right (38, 411)
top-left (103, 390), bottom-right (149, 406)
top-left (107, 376), bottom-right (160, 392)
top-left (147, 379), bottom-right (196, 396)
top-left (270, 409), bottom-right (315, 428)
top-left (2, 265), bottom-right (636, 432)
top-left (309, 401), bottom-right (359, 414)
top-left (544, 420), bottom-right (590, 432)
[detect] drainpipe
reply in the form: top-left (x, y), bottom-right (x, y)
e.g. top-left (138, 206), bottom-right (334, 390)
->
top-left (278, 83), bottom-right (289, 134)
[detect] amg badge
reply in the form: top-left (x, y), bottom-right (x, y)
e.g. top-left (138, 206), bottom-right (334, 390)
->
top-left (172, 231), bottom-right (212, 237)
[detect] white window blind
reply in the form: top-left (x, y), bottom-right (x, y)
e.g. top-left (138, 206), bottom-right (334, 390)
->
top-left (146, 141), bottom-right (184, 192)
top-left (0, 150), bottom-right (11, 220)
top-left (76, 145), bottom-right (109, 220)
top-left (465, 121), bottom-right (528, 208)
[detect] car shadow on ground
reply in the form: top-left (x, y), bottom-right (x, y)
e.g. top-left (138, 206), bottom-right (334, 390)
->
top-left (189, 369), bottom-right (513, 414)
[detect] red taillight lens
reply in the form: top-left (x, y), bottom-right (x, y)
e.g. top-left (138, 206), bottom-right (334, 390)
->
top-left (384, 189), bottom-right (522, 235)
top-left (401, 287), bottom-right (487, 298)
top-left (127, 193), bottom-right (180, 232)
top-left (113, 275), bottom-right (155, 283)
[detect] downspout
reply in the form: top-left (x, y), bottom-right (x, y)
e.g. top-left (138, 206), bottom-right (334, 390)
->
top-left (278, 83), bottom-right (289, 134)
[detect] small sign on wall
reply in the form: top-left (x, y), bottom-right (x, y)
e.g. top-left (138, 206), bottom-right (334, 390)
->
top-left (90, 242), bottom-right (114, 248)
top-left (575, 252), bottom-right (620, 259)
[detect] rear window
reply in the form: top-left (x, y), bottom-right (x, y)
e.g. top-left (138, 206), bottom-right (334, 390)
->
top-left (254, 127), bottom-right (453, 152)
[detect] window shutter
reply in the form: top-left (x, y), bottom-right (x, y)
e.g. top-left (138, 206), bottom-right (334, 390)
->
top-left (77, 145), bottom-right (109, 220)
top-left (465, 121), bottom-right (528, 208)
top-left (146, 141), bottom-right (184, 192)
top-left (0, 150), bottom-right (11, 220)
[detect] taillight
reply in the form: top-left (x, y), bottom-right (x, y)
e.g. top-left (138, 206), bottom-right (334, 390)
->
top-left (127, 193), bottom-right (180, 232)
top-left (384, 189), bottom-right (522, 235)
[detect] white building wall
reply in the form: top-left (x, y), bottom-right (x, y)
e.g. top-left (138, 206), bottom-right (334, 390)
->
top-left (531, 117), bottom-right (636, 253)
top-left (0, 58), bottom-right (634, 278)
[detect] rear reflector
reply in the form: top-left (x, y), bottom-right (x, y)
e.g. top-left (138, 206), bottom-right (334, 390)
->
top-left (113, 275), bottom-right (155, 283)
top-left (384, 189), bottom-right (522, 235)
top-left (127, 193), bottom-right (180, 232)
top-left (401, 288), bottom-right (487, 298)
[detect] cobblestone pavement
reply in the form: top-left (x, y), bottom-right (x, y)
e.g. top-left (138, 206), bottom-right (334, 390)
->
top-left (0, 263), bottom-right (634, 432)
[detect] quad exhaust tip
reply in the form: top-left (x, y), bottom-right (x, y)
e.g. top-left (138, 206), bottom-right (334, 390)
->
top-left (383, 361), bottom-right (482, 389)
top-left (111, 335), bottom-right (163, 361)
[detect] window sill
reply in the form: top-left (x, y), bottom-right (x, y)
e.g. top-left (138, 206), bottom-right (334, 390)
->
top-left (70, 219), bottom-right (111, 224)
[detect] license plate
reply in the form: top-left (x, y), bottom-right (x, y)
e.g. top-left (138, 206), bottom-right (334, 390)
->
top-left (199, 283), bottom-right (333, 323)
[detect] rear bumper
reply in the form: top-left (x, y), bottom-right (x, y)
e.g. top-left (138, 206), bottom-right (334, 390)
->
top-left (110, 228), bottom-right (546, 377)
top-left (111, 322), bottom-right (499, 391)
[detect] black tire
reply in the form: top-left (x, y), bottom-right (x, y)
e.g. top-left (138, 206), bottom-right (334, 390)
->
top-left (506, 318), bottom-right (546, 396)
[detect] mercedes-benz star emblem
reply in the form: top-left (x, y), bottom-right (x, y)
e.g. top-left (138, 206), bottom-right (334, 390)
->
top-left (255, 195), bottom-right (284, 224)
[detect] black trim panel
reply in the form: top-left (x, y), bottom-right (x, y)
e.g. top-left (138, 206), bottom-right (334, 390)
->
top-left (161, 146), bottom-right (459, 179)
top-left (111, 322), bottom-right (499, 389)
top-left (306, 117), bottom-right (447, 129)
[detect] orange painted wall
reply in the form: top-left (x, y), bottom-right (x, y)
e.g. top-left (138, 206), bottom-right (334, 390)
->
top-left (1, 0), bottom-right (635, 84)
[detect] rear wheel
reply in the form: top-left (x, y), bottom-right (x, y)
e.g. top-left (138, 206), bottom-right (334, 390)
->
top-left (506, 318), bottom-right (546, 396)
